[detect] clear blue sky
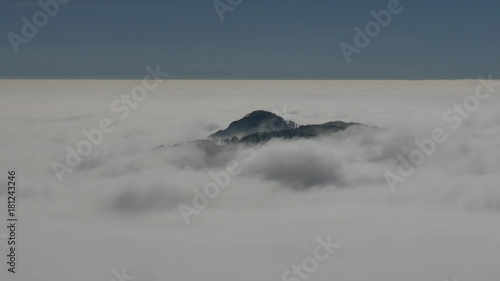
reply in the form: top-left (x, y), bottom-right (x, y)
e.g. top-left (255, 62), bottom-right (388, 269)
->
top-left (1, 0), bottom-right (499, 79)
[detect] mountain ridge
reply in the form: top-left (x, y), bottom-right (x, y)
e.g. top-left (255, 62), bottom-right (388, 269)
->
top-left (155, 110), bottom-right (368, 150)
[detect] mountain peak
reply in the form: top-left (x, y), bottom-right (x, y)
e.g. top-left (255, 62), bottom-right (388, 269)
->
top-left (155, 111), bottom-right (369, 150)
top-left (209, 110), bottom-right (297, 139)
top-left (243, 110), bottom-right (279, 118)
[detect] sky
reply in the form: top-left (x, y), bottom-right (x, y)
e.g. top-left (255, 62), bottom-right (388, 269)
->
top-left (0, 0), bottom-right (499, 79)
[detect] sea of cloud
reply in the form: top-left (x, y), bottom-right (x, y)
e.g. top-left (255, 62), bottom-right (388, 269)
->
top-left (0, 80), bottom-right (499, 281)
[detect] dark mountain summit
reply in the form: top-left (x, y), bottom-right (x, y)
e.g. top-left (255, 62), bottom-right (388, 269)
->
top-left (155, 110), bottom-right (367, 150)
top-left (208, 110), bottom-right (365, 145)
top-left (209, 110), bottom-right (298, 139)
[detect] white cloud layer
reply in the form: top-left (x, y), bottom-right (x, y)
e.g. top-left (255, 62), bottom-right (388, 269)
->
top-left (0, 80), bottom-right (500, 281)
